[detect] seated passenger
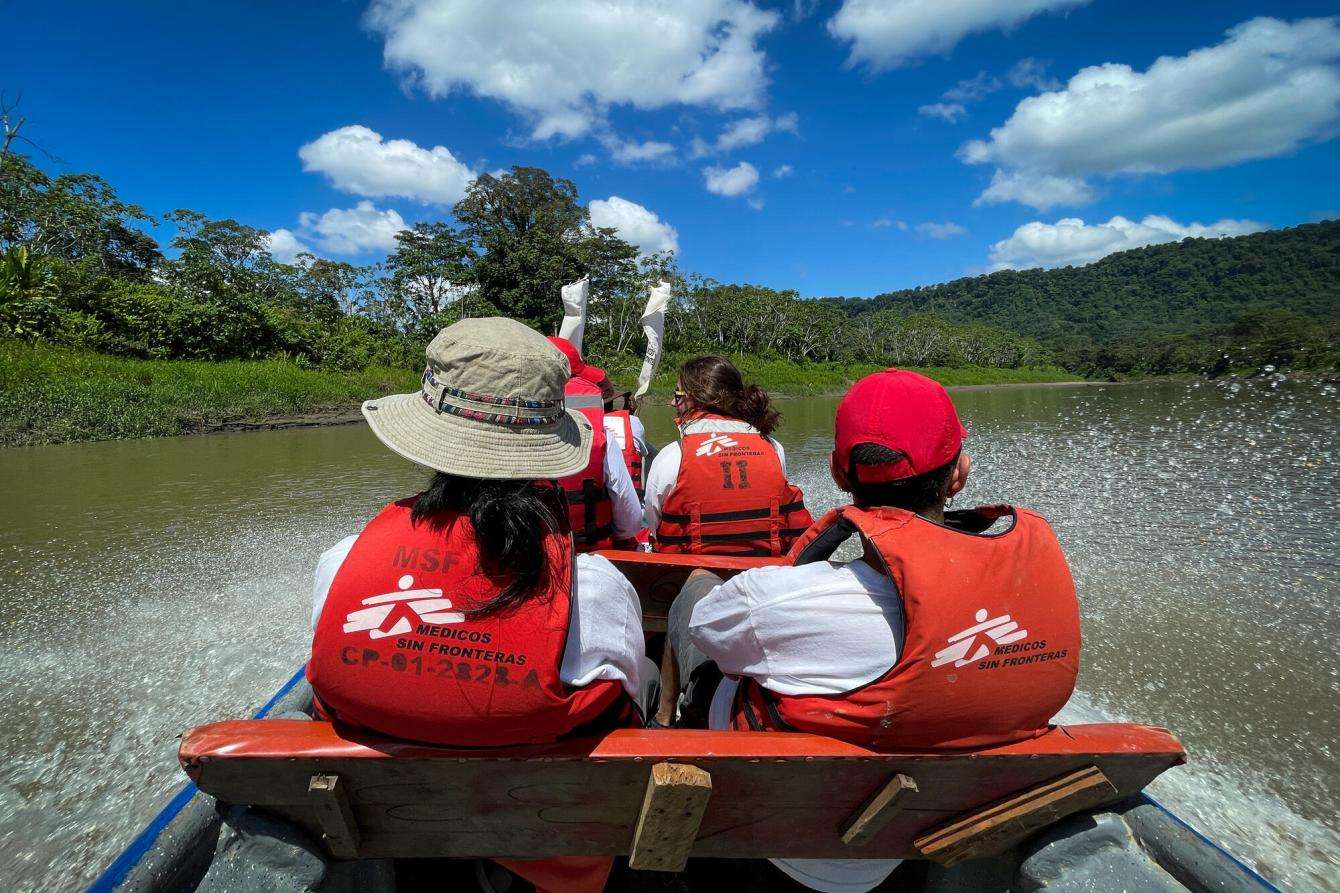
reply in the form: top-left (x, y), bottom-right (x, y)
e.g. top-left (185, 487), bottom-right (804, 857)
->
top-left (665, 369), bottom-right (1082, 893)
top-left (644, 355), bottom-right (811, 556)
top-left (596, 373), bottom-right (653, 501)
top-left (547, 336), bottom-right (642, 551)
top-left (309, 319), bottom-right (651, 893)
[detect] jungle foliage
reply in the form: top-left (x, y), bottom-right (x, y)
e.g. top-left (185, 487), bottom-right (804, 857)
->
top-left (1, 146), bottom-right (1334, 385)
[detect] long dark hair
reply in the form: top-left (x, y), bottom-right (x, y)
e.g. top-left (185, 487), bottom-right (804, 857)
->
top-left (678, 355), bottom-right (780, 438)
top-left (411, 472), bottom-right (564, 617)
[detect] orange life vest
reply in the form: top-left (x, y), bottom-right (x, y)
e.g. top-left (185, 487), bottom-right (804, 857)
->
top-left (558, 379), bottom-right (614, 551)
top-left (732, 504), bottom-right (1081, 750)
top-left (308, 497), bottom-right (630, 746)
top-left (605, 409), bottom-right (645, 500)
top-left (655, 414), bottom-right (812, 557)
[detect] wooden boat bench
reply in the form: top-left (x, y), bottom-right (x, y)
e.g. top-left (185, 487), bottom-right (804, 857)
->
top-left (179, 721), bottom-right (1185, 871)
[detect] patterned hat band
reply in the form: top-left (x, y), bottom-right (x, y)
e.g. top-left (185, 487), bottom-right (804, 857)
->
top-left (420, 367), bottom-right (564, 426)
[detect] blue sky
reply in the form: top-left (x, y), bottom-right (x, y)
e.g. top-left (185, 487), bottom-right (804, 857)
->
top-left (10, 0), bottom-right (1340, 296)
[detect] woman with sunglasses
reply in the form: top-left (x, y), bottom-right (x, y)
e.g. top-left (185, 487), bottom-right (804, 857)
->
top-left (643, 355), bottom-right (812, 556)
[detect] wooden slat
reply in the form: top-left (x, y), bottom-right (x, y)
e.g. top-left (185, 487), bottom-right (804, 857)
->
top-left (181, 722), bottom-right (1182, 861)
top-left (840, 773), bottom-right (917, 846)
top-left (628, 763), bottom-right (713, 872)
top-left (308, 774), bottom-right (360, 859)
top-left (915, 766), bottom-right (1117, 866)
top-left (653, 638), bottom-right (680, 727)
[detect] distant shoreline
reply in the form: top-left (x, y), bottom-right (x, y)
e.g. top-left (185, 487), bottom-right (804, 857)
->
top-left (1, 340), bottom-right (1100, 448)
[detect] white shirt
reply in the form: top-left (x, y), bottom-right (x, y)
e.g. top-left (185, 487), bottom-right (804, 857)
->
top-left (642, 417), bottom-right (787, 531)
top-left (692, 559), bottom-right (905, 893)
top-left (311, 538), bottom-right (644, 696)
top-left (599, 436), bottom-right (643, 539)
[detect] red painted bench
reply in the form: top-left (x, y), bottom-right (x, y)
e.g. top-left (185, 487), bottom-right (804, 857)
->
top-left (179, 720), bottom-right (1185, 870)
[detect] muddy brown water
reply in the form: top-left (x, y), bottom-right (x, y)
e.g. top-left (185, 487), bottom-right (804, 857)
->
top-left (0, 379), bottom-right (1336, 891)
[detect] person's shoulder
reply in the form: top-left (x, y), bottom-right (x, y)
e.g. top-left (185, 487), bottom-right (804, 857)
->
top-left (319, 534), bottom-right (358, 565)
top-left (725, 560), bottom-right (847, 597)
top-left (576, 552), bottom-right (636, 591)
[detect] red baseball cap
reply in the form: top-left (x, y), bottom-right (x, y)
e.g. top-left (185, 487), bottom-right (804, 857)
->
top-left (834, 369), bottom-right (967, 483)
top-left (547, 336), bottom-right (607, 384)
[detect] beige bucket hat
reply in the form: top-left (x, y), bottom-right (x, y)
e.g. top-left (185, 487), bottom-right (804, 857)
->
top-left (362, 317), bottom-right (592, 479)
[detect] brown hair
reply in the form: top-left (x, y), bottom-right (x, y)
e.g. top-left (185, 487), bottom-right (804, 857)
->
top-left (678, 355), bottom-right (780, 438)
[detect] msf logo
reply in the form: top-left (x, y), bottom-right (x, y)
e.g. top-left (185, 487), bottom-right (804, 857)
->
top-left (695, 434), bottom-right (739, 457)
top-left (931, 608), bottom-right (1029, 668)
top-left (343, 574), bottom-right (464, 640)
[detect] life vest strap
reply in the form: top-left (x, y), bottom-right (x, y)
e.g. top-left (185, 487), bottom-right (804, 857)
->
top-left (658, 500), bottom-right (807, 525)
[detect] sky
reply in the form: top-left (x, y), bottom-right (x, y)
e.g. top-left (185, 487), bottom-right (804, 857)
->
top-left (8, 0), bottom-right (1340, 297)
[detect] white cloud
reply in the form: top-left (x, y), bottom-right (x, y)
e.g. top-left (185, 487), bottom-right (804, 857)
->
top-left (944, 69), bottom-right (1000, 103)
top-left (1006, 56), bottom-right (1060, 91)
top-left (296, 202), bottom-right (408, 255)
top-left (692, 112), bottom-right (798, 156)
top-left (828, 0), bottom-right (1090, 70)
top-left (773, 163), bottom-right (794, 178)
top-left (600, 134), bottom-right (676, 164)
top-left (574, 153), bottom-right (599, 167)
top-left (703, 161), bottom-right (760, 197)
top-left (589, 196), bottom-right (680, 255)
top-left (265, 228), bottom-right (310, 263)
top-left (963, 17), bottom-right (1340, 208)
top-left (988, 214), bottom-right (1268, 269)
top-left (919, 102), bottom-right (967, 122)
top-left (917, 221), bottom-right (969, 238)
top-left (365, 0), bottom-right (779, 139)
top-left (298, 125), bottom-right (475, 206)
top-left (974, 168), bottom-right (1096, 210)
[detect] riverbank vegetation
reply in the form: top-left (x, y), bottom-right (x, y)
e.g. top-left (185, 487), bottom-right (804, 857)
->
top-left (1, 139), bottom-right (1335, 445)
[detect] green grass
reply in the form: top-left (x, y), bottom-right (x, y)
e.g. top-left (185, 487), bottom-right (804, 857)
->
top-left (0, 341), bottom-right (1080, 447)
top-left (0, 340), bottom-right (418, 446)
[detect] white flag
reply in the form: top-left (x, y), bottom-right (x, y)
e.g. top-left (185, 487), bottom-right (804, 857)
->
top-left (557, 276), bottom-right (589, 350)
top-left (635, 280), bottom-right (673, 398)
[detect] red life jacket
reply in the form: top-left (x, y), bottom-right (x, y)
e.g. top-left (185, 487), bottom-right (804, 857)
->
top-left (307, 497), bottom-right (630, 746)
top-left (558, 379), bottom-right (614, 551)
top-left (605, 409), bottom-right (645, 500)
top-left (655, 414), bottom-right (812, 557)
top-left (732, 504), bottom-right (1081, 750)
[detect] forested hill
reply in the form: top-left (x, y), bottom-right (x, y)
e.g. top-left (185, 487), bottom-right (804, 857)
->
top-left (841, 221), bottom-right (1339, 374)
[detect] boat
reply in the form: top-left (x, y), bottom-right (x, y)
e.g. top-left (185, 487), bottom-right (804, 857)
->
top-left (88, 551), bottom-right (1279, 892)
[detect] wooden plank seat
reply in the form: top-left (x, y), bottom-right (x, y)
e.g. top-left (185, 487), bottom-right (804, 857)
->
top-left (179, 721), bottom-right (1185, 867)
top-left (595, 550), bottom-right (780, 631)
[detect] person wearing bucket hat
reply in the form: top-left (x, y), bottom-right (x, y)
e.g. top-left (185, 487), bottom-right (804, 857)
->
top-left (660, 369), bottom-right (1081, 893)
top-left (306, 318), bottom-right (655, 893)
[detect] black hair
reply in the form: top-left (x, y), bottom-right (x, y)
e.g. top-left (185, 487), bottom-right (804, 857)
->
top-left (846, 443), bottom-right (958, 513)
top-left (411, 472), bottom-right (564, 617)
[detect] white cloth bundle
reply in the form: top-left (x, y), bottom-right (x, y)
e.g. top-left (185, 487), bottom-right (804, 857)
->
top-left (557, 276), bottom-right (590, 350)
top-left (635, 280), bottom-right (673, 398)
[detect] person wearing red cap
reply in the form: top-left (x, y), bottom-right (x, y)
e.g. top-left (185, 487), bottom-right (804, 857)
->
top-left (547, 336), bottom-right (642, 551)
top-left (663, 369), bottom-right (1082, 893)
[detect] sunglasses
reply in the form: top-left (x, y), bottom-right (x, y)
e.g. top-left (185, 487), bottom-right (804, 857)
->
top-left (672, 389), bottom-right (688, 405)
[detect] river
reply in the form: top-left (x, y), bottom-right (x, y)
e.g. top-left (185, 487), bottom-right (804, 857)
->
top-left (0, 379), bottom-right (1336, 891)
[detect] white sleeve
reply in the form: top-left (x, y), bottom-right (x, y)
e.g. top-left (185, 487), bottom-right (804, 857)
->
top-left (630, 416), bottom-right (650, 455)
top-left (602, 443), bottom-right (643, 539)
top-left (641, 441), bottom-right (682, 532)
top-left (311, 535), bottom-right (358, 628)
top-left (562, 554), bottom-right (645, 697)
top-left (768, 435), bottom-right (787, 473)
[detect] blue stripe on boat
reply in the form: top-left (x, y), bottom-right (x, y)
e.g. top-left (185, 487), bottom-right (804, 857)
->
top-left (86, 665), bottom-right (308, 892)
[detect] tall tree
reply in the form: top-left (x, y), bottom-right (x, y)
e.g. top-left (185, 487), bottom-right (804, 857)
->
top-left (452, 167), bottom-right (591, 329)
top-left (380, 221), bottom-right (478, 334)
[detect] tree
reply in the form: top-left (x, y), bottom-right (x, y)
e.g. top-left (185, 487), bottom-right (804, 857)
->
top-left (164, 209), bottom-right (277, 300)
top-left (452, 167), bottom-right (593, 329)
top-left (379, 222), bottom-right (478, 334)
top-left (0, 153), bottom-right (161, 278)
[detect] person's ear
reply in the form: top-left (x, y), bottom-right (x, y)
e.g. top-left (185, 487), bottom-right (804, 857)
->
top-left (947, 452), bottom-right (971, 498)
top-left (830, 451), bottom-right (851, 493)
